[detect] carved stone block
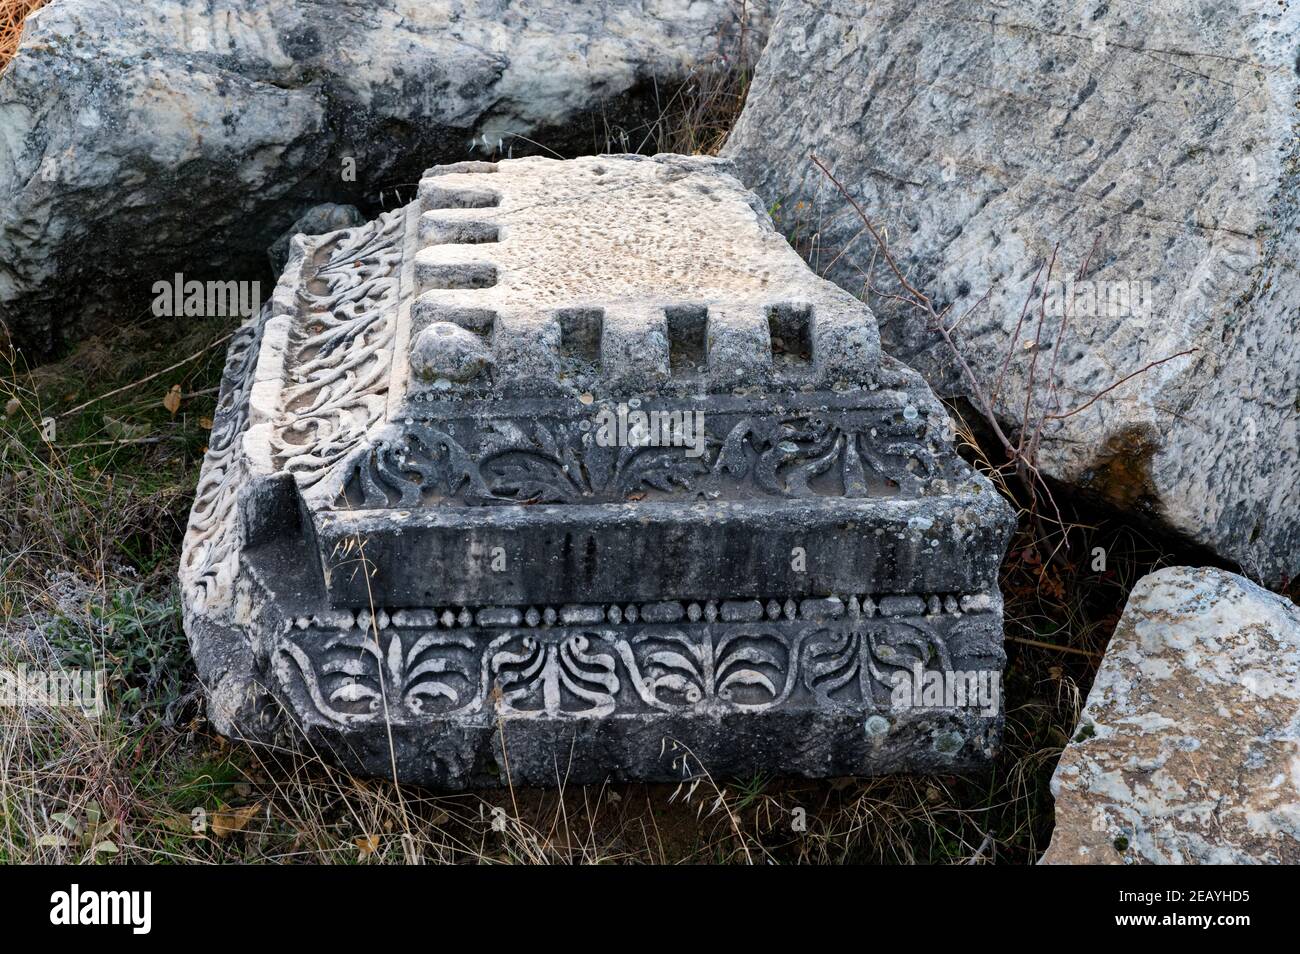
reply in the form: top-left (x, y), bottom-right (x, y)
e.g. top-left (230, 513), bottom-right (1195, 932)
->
top-left (180, 154), bottom-right (1015, 787)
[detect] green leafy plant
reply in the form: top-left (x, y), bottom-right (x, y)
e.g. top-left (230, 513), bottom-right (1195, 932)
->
top-left (38, 802), bottom-right (120, 861)
top-left (49, 585), bottom-right (190, 714)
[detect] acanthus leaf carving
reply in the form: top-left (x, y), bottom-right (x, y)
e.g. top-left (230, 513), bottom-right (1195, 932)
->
top-left (337, 407), bottom-right (949, 509)
top-left (271, 209), bottom-right (406, 495)
top-left (179, 319), bottom-right (262, 613)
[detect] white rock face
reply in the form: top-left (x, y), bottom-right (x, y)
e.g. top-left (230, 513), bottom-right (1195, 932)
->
top-left (724, 0), bottom-right (1300, 582)
top-left (1043, 566), bottom-right (1300, 864)
top-left (0, 0), bottom-right (770, 352)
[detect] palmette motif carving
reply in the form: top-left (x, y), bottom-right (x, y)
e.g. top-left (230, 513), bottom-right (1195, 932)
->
top-left (620, 626), bottom-right (794, 710)
top-left (277, 628), bottom-right (481, 720)
top-left (272, 615), bottom-right (980, 726)
top-left (803, 620), bottom-right (954, 707)
top-left (493, 634), bottom-right (622, 717)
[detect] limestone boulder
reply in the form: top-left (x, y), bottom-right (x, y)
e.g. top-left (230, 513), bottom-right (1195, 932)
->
top-left (1043, 566), bottom-right (1300, 864)
top-left (0, 0), bottom-right (769, 353)
top-left (724, 0), bottom-right (1300, 582)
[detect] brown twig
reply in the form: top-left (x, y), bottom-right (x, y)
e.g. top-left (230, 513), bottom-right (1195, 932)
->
top-left (58, 332), bottom-right (233, 418)
top-left (809, 152), bottom-right (1042, 511)
top-left (1005, 635), bottom-right (1102, 659)
top-left (1, 1), bottom-right (48, 73)
top-left (1046, 349), bottom-right (1197, 421)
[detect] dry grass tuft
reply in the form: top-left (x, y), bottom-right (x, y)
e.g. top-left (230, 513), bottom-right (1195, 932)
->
top-left (0, 0), bottom-right (47, 74)
top-left (648, 62), bottom-right (753, 158)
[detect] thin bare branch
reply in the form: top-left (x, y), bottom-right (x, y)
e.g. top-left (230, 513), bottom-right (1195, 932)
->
top-left (1046, 349), bottom-right (1198, 421)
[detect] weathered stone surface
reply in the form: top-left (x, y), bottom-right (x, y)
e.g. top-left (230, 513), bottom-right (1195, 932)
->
top-left (724, 0), bottom-right (1300, 582)
top-left (1043, 566), bottom-right (1300, 865)
top-left (409, 321), bottom-right (492, 383)
top-left (268, 203), bottom-right (365, 275)
top-left (180, 154), bottom-right (1015, 788)
top-left (0, 0), bottom-right (770, 352)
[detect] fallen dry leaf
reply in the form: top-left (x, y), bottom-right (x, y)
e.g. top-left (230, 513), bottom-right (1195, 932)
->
top-left (163, 384), bottom-right (182, 417)
top-left (211, 802), bottom-right (261, 837)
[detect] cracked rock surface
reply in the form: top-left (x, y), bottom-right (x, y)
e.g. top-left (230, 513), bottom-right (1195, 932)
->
top-left (1043, 566), bottom-right (1300, 864)
top-left (725, 0), bottom-right (1300, 581)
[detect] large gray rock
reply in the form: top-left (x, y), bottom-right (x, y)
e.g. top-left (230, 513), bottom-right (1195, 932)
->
top-left (725, 0), bottom-right (1300, 582)
top-left (179, 154), bottom-right (1015, 788)
top-left (0, 0), bottom-right (769, 353)
top-left (1043, 566), bottom-right (1300, 865)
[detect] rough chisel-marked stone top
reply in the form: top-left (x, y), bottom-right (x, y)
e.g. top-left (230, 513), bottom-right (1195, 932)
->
top-left (422, 157), bottom-right (810, 301)
top-left (178, 154), bottom-right (1015, 790)
top-left (410, 155), bottom-right (879, 393)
